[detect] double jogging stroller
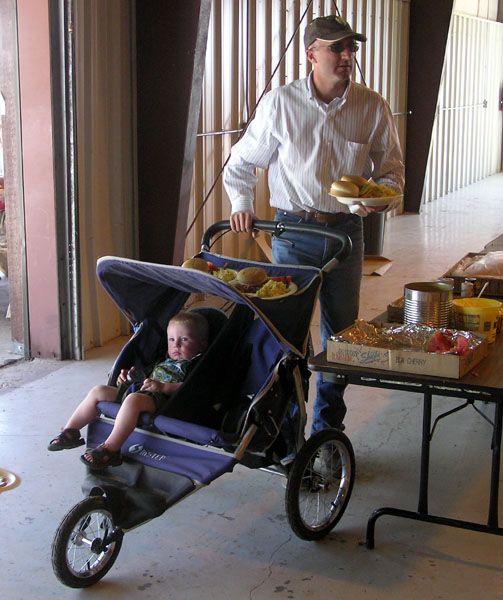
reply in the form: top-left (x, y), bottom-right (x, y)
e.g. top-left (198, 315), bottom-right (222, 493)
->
top-left (51, 220), bottom-right (356, 588)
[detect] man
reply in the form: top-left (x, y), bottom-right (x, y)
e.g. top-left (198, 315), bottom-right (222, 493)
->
top-left (223, 15), bottom-right (404, 445)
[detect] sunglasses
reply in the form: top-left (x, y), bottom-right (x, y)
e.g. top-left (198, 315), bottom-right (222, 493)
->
top-left (313, 40), bottom-right (360, 54)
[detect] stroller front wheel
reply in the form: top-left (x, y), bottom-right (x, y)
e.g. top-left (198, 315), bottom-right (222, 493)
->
top-left (285, 428), bottom-right (355, 540)
top-left (51, 496), bottom-right (123, 588)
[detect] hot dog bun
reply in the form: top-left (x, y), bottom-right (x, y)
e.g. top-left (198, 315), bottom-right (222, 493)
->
top-left (182, 257), bottom-right (209, 272)
top-left (233, 266), bottom-right (269, 293)
top-left (340, 174), bottom-right (368, 187)
top-left (236, 266), bottom-right (268, 286)
top-left (329, 180), bottom-right (359, 198)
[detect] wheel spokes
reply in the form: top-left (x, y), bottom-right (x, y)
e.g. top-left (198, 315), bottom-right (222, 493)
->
top-left (298, 443), bottom-right (350, 530)
top-left (66, 511), bottom-right (115, 577)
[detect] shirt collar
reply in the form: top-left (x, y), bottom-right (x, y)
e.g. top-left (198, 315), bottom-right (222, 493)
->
top-left (306, 72), bottom-right (351, 110)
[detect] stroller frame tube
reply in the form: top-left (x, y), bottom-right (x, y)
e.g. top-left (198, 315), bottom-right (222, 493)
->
top-left (200, 219), bottom-right (352, 272)
top-left (292, 364), bottom-right (308, 451)
top-left (233, 424), bottom-right (258, 461)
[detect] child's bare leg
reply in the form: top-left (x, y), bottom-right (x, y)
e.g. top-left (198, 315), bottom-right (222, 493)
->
top-left (64, 385), bottom-right (119, 431)
top-left (48, 385), bottom-right (119, 451)
top-left (102, 393), bottom-right (156, 452)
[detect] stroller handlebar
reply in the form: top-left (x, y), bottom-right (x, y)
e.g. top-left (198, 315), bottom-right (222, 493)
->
top-left (200, 219), bottom-right (352, 271)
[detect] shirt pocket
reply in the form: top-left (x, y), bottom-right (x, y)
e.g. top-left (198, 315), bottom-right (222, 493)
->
top-left (338, 141), bottom-right (371, 177)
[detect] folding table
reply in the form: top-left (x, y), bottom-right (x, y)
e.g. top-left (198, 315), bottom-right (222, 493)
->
top-left (309, 330), bottom-right (503, 548)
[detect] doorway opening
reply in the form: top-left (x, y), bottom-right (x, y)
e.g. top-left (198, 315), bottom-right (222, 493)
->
top-left (0, 95), bottom-right (13, 365)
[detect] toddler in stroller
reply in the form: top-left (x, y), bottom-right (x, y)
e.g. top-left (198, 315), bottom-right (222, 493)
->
top-left (50, 220), bottom-right (357, 588)
top-left (48, 310), bottom-right (210, 469)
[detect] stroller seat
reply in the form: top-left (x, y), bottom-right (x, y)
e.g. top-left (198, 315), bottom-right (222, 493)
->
top-left (96, 399), bottom-right (223, 446)
top-left (151, 303), bottom-right (254, 428)
top-left (93, 301), bottom-right (292, 455)
top-left (89, 303), bottom-right (292, 487)
top-left (94, 304), bottom-right (254, 439)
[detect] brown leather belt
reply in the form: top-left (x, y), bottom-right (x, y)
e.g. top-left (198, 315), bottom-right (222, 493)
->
top-left (279, 209), bottom-right (349, 226)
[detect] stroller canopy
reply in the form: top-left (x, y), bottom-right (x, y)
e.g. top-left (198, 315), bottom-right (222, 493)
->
top-left (97, 255), bottom-right (322, 356)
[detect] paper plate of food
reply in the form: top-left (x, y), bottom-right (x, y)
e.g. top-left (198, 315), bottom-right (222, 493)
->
top-left (230, 267), bottom-right (298, 299)
top-left (329, 176), bottom-right (402, 208)
top-left (254, 278), bottom-right (298, 299)
top-left (181, 258), bottom-right (238, 283)
top-left (210, 267), bottom-right (238, 283)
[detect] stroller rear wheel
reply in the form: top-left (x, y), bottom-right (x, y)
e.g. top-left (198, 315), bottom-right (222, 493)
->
top-left (285, 429), bottom-right (355, 540)
top-left (51, 496), bottom-right (123, 588)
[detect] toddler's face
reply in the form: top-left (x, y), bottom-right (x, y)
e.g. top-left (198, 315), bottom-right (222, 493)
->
top-left (167, 323), bottom-right (207, 360)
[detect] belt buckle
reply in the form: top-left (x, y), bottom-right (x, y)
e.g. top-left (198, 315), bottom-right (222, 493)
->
top-left (313, 211), bottom-right (328, 224)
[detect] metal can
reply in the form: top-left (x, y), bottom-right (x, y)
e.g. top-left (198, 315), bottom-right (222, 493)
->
top-left (437, 277), bottom-right (455, 289)
top-left (460, 280), bottom-right (474, 298)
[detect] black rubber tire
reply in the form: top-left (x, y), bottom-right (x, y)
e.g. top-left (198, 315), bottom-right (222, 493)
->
top-left (51, 496), bottom-right (123, 588)
top-left (285, 428), bottom-right (355, 540)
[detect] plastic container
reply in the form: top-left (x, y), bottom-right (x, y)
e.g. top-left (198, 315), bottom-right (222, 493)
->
top-left (443, 253), bottom-right (503, 297)
top-left (451, 298), bottom-right (502, 343)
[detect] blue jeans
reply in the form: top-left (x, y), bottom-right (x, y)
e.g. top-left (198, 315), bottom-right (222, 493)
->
top-left (272, 210), bottom-right (364, 433)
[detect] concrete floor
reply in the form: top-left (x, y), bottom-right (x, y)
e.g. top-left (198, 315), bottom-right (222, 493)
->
top-left (1, 174), bottom-right (503, 599)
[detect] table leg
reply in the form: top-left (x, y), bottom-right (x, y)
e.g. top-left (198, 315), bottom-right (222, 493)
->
top-left (366, 394), bottom-right (503, 548)
top-left (488, 401), bottom-right (502, 528)
top-left (418, 390), bottom-right (432, 515)
top-left (366, 390), bottom-right (433, 549)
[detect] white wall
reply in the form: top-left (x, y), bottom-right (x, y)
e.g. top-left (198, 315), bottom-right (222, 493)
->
top-left (424, 12), bottom-right (503, 203)
top-left (454, 0), bottom-right (499, 20)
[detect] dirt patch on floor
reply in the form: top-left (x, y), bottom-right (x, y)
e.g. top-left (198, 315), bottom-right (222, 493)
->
top-left (0, 357), bottom-right (67, 393)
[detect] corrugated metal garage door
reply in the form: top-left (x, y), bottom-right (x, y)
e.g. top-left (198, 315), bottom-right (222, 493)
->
top-left (424, 12), bottom-right (503, 203)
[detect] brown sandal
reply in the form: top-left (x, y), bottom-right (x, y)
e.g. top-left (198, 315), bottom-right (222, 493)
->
top-left (48, 429), bottom-right (85, 451)
top-left (80, 444), bottom-right (123, 470)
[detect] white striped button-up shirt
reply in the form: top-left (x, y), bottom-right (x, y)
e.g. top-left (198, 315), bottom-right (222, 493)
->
top-left (224, 75), bottom-right (404, 215)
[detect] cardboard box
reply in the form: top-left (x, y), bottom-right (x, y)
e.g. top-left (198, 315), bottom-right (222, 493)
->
top-left (327, 327), bottom-right (488, 379)
top-left (443, 253), bottom-right (503, 297)
top-left (386, 297), bottom-right (404, 323)
top-left (363, 256), bottom-right (393, 276)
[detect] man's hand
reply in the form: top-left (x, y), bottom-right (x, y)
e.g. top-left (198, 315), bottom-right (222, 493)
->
top-left (348, 203), bottom-right (372, 217)
top-left (230, 211), bottom-right (255, 233)
top-left (349, 196), bottom-right (401, 217)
